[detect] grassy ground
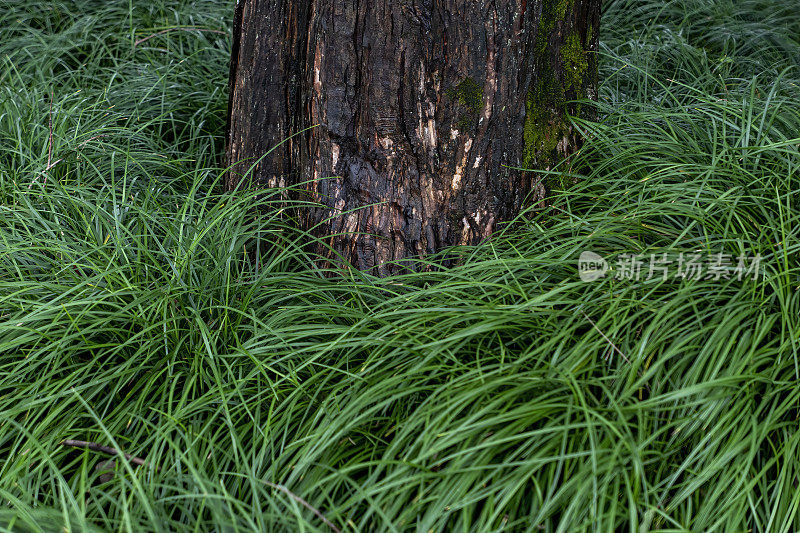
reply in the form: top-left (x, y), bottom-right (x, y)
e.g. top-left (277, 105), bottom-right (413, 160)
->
top-left (0, 0), bottom-right (798, 531)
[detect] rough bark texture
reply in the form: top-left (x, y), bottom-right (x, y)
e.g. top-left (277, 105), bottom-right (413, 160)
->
top-left (227, 0), bottom-right (600, 274)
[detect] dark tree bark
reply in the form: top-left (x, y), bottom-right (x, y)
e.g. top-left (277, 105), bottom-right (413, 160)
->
top-left (227, 0), bottom-right (600, 274)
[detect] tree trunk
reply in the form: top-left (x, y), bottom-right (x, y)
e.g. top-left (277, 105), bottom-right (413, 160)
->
top-left (226, 0), bottom-right (600, 274)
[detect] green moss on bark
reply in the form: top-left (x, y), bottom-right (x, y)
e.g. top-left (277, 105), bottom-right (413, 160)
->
top-left (524, 0), bottom-right (586, 193)
top-left (536, 0), bottom-right (574, 53)
top-left (447, 77), bottom-right (484, 130)
top-left (448, 78), bottom-right (483, 112)
top-left (562, 32), bottom-right (589, 94)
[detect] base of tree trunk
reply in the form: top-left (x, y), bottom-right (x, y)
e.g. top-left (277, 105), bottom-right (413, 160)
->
top-left (227, 0), bottom-right (600, 275)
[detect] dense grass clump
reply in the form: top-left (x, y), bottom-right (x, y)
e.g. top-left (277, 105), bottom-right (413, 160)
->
top-left (1, 0), bottom-right (798, 531)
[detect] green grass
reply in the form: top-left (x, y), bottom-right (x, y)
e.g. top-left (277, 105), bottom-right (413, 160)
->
top-left (0, 0), bottom-right (798, 531)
